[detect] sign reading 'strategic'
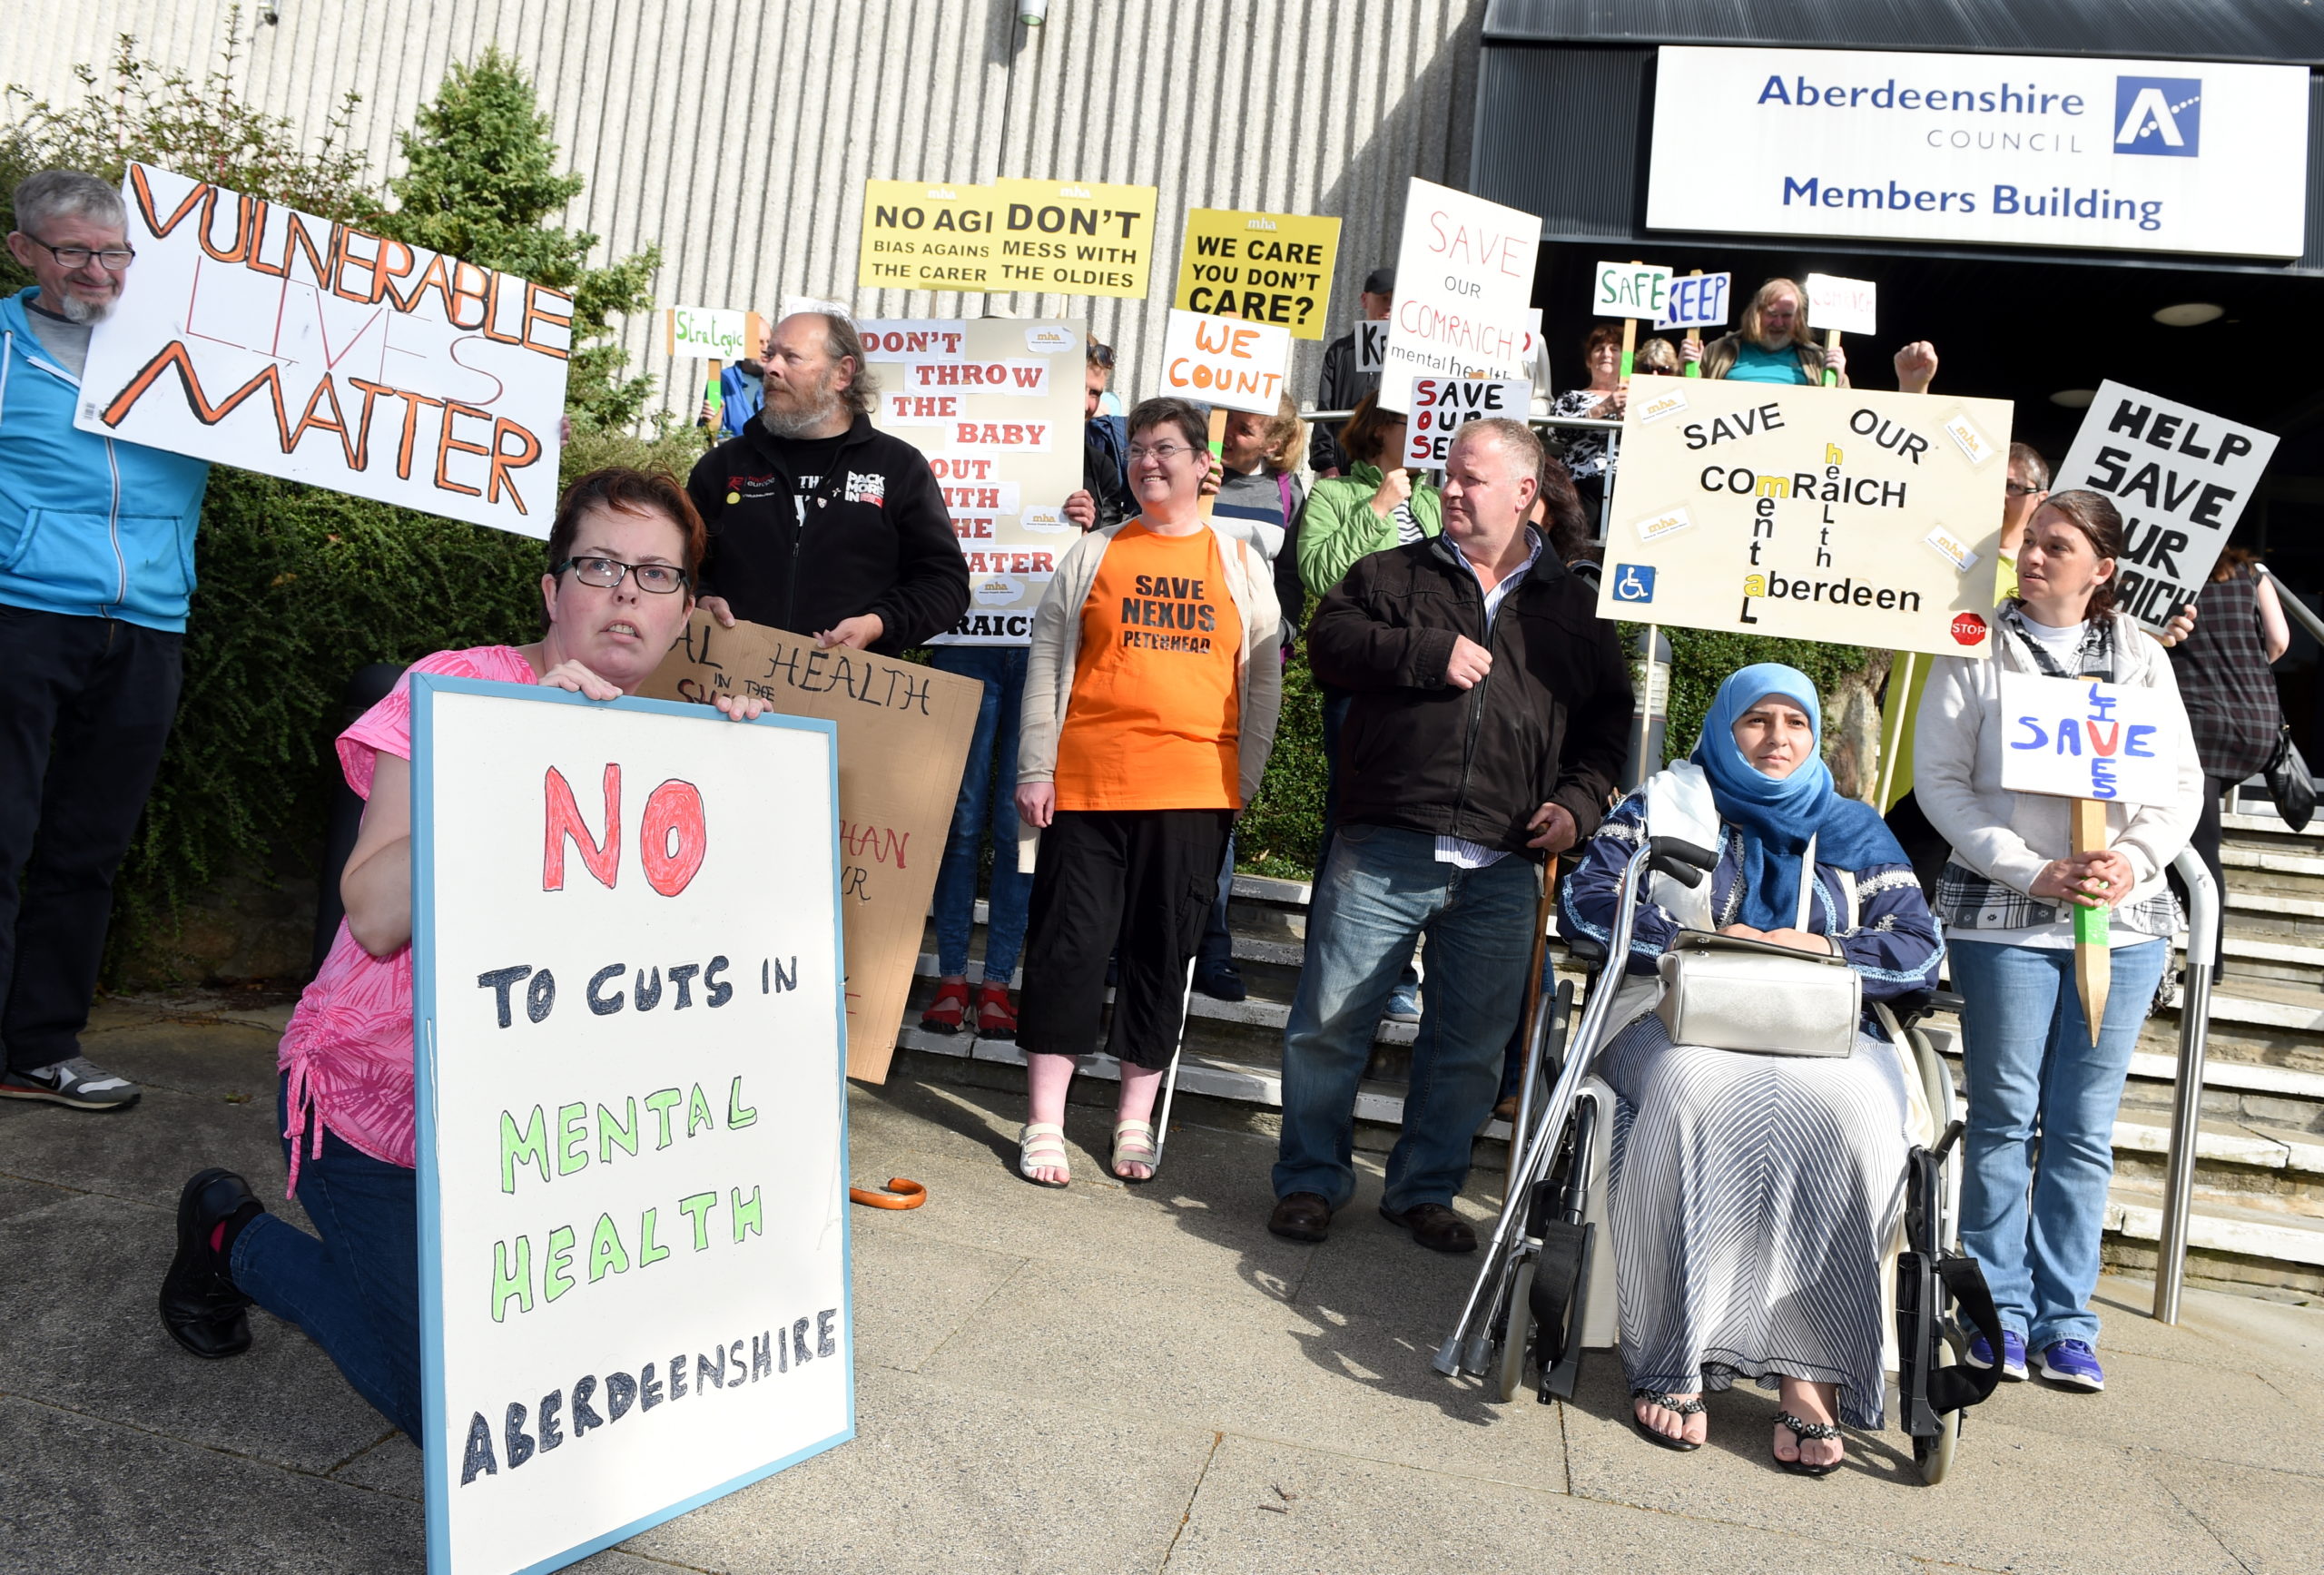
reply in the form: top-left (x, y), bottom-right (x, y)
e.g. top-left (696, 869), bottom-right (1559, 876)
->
top-left (78, 164), bottom-right (566, 537)
top-left (411, 679), bottom-right (850, 1575)
top-left (1600, 376), bottom-right (2014, 656)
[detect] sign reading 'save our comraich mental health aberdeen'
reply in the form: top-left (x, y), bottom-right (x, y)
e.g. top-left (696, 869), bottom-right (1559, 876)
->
top-left (1173, 208), bottom-right (1343, 340)
top-left (1378, 178), bottom-right (1540, 413)
top-left (858, 318), bottom-right (1085, 642)
top-left (1600, 377), bottom-right (2014, 657)
top-left (856, 179), bottom-right (1158, 299)
top-left (1647, 45), bottom-right (2311, 259)
top-left (77, 164), bottom-right (566, 536)
top-left (2052, 381), bottom-right (2278, 633)
top-left (409, 679), bottom-right (849, 1575)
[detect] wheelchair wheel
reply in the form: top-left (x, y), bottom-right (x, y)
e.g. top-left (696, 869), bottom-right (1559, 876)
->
top-left (1914, 1341), bottom-right (1963, 1486)
top-left (1490, 1254), bottom-right (1536, 1403)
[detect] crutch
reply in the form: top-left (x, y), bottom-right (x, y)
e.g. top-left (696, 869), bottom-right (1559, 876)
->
top-left (1148, 957), bottom-right (1201, 1170)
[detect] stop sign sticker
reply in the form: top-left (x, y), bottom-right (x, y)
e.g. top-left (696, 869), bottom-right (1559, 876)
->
top-left (1951, 610), bottom-right (1988, 646)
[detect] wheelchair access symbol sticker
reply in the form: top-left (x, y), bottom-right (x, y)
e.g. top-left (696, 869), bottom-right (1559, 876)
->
top-left (1610, 564), bottom-right (1657, 604)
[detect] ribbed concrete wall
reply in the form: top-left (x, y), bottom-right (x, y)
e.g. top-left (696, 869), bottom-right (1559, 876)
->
top-left (1, 0), bottom-right (1485, 421)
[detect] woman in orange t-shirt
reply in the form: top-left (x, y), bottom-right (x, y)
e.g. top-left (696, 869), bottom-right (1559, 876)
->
top-left (1014, 397), bottom-right (1282, 1185)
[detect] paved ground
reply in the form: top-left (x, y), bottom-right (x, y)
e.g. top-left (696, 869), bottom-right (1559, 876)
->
top-left (5, 998), bottom-right (2322, 1574)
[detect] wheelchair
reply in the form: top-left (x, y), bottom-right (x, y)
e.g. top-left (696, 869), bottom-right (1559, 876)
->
top-left (1433, 834), bottom-right (2004, 1484)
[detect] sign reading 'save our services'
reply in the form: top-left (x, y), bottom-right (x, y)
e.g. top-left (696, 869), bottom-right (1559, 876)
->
top-left (1646, 45), bottom-right (2310, 259)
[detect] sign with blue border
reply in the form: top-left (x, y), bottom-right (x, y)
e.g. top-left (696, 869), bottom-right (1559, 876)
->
top-left (410, 675), bottom-right (852, 1574)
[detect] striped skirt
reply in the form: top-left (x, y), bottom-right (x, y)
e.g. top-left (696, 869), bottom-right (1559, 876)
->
top-left (1600, 1011), bottom-right (1909, 1429)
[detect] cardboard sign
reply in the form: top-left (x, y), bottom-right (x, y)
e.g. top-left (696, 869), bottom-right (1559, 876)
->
top-left (641, 613), bottom-right (980, 1080)
top-left (1174, 208), bottom-right (1342, 340)
top-left (1158, 310), bottom-right (1293, 415)
top-left (1356, 320), bottom-right (1386, 376)
top-left (665, 307), bottom-right (762, 361)
top-left (2053, 381), bottom-right (2279, 630)
top-left (1378, 178), bottom-right (1541, 413)
top-left (857, 182), bottom-right (1004, 291)
top-left (1404, 377), bottom-right (1532, 467)
top-left (1656, 272), bottom-right (1732, 332)
top-left (990, 178), bottom-right (1159, 299)
top-left (77, 164), bottom-right (566, 537)
top-left (1998, 672), bottom-right (2181, 803)
top-left (1805, 273), bottom-right (1878, 335)
top-left (854, 317), bottom-right (1085, 642)
top-left (1598, 376), bottom-right (2014, 655)
top-left (1594, 260), bottom-right (1673, 320)
top-left (409, 678), bottom-right (849, 1575)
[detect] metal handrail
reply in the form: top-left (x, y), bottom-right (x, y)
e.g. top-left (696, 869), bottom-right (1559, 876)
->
top-left (1301, 409), bottom-right (1624, 430)
top-left (2254, 563), bottom-right (2324, 647)
top-left (2154, 847), bottom-right (2220, 1324)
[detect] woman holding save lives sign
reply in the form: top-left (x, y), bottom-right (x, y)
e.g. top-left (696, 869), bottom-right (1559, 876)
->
top-left (1013, 397), bottom-right (1281, 1186)
top-left (1914, 492), bottom-right (2201, 1393)
top-left (157, 470), bottom-right (771, 1441)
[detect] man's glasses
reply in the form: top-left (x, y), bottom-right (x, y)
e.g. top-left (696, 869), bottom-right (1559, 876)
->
top-left (2004, 481), bottom-right (2047, 497)
top-left (22, 235), bottom-right (136, 271)
top-left (1127, 442), bottom-right (1196, 464)
top-left (552, 556), bottom-right (690, 594)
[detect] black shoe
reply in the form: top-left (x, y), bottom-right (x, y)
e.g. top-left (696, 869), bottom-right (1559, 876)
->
top-left (161, 1169), bottom-right (260, 1359)
top-left (1378, 1200), bottom-right (1477, 1254)
top-left (1193, 959), bottom-right (1247, 1002)
top-left (1267, 1192), bottom-right (1333, 1243)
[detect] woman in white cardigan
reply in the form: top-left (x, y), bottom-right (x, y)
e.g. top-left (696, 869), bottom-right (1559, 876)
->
top-left (1914, 490), bottom-right (2201, 1394)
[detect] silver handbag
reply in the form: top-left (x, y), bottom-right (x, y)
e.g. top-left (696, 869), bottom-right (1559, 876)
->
top-left (1654, 834), bottom-right (1861, 1058)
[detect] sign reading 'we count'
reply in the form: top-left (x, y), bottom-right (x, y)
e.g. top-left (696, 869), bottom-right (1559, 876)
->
top-left (1646, 45), bottom-right (2310, 258)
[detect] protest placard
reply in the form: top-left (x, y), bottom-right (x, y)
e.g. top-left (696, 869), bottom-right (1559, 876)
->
top-left (664, 307), bottom-right (763, 360)
top-left (75, 163), bottom-right (566, 537)
top-left (854, 317), bottom-right (1086, 641)
top-left (1174, 208), bottom-right (1342, 339)
top-left (642, 612), bottom-right (980, 1081)
top-left (410, 677), bottom-right (849, 1575)
top-left (2052, 381), bottom-right (2279, 630)
top-left (1997, 672), bottom-right (2180, 804)
top-left (1599, 376), bottom-right (2014, 655)
top-left (990, 178), bottom-right (1159, 298)
top-left (1159, 310), bottom-right (1293, 414)
top-left (857, 181), bottom-right (1004, 290)
top-left (1656, 271), bottom-right (1731, 333)
top-left (1594, 260), bottom-right (1673, 320)
top-left (1378, 178), bottom-right (1541, 412)
top-left (1404, 377), bottom-right (1532, 467)
top-left (1356, 320), bottom-right (1386, 376)
top-left (1804, 273), bottom-right (1878, 335)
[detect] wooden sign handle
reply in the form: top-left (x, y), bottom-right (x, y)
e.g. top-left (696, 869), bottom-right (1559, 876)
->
top-left (1821, 328), bottom-right (1842, 388)
top-left (2070, 797), bottom-right (2112, 1037)
top-left (1197, 407), bottom-right (1228, 521)
top-left (1683, 267), bottom-right (1702, 379)
top-left (663, 308), bottom-right (676, 359)
top-left (1621, 259), bottom-right (1642, 380)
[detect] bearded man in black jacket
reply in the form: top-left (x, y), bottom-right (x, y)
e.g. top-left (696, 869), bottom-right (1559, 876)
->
top-left (687, 310), bottom-right (969, 653)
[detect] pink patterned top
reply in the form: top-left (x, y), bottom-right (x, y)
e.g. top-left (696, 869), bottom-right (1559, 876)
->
top-left (278, 645), bottom-right (537, 1193)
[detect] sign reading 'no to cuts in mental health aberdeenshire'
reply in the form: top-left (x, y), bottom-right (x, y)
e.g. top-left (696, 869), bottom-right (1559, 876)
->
top-left (1601, 376), bottom-right (2014, 656)
top-left (410, 678), bottom-right (851, 1575)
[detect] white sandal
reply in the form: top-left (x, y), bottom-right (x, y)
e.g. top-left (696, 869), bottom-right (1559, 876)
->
top-left (1111, 1118), bottom-right (1159, 1183)
top-left (1018, 1122), bottom-right (1069, 1188)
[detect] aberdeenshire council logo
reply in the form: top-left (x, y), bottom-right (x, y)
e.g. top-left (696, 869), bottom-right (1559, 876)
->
top-left (2114, 76), bottom-right (2201, 157)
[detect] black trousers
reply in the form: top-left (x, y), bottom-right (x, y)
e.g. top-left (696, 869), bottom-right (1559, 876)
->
top-left (1019, 808), bottom-right (1231, 1069)
top-left (0, 605), bottom-right (183, 1073)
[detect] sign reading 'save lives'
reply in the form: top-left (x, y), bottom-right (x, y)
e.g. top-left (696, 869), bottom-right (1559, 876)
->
top-left (1997, 673), bottom-right (2180, 804)
top-left (411, 679), bottom-right (850, 1575)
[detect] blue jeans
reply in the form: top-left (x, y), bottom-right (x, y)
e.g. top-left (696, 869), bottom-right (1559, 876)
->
top-left (233, 1078), bottom-right (422, 1441)
top-left (1951, 938), bottom-right (2169, 1350)
top-left (929, 645), bottom-right (1033, 983)
top-left (1275, 823), bottom-right (1537, 1213)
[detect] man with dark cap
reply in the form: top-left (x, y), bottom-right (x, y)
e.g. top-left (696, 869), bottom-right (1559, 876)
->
top-left (1309, 267), bottom-right (1393, 478)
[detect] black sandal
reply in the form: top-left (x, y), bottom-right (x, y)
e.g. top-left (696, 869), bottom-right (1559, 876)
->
top-left (1772, 1411), bottom-right (1844, 1476)
top-left (1630, 1389), bottom-right (1706, 1452)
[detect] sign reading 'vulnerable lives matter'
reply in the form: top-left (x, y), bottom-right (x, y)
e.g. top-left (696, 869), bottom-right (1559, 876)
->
top-left (79, 164), bottom-right (567, 537)
top-left (1378, 178), bottom-right (1540, 413)
top-left (411, 679), bottom-right (850, 1575)
top-left (1600, 376), bottom-right (2014, 656)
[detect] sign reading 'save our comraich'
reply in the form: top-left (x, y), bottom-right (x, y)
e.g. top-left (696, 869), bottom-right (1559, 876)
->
top-left (1647, 46), bottom-right (2310, 259)
top-left (2052, 381), bottom-right (2278, 632)
top-left (1998, 673), bottom-right (2180, 804)
top-left (858, 318), bottom-right (1085, 642)
top-left (78, 164), bottom-right (566, 537)
top-left (855, 180), bottom-right (1158, 299)
top-left (410, 679), bottom-right (849, 1575)
top-left (1600, 376), bottom-right (2014, 657)
top-left (1379, 178), bottom-right (1541, 413)
top-left (1173, 208), bottom-right (1342, 340)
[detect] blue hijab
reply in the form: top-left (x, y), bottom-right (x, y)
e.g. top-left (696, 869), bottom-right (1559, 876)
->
top-left (1689, 664), bottom-right (1906, 931)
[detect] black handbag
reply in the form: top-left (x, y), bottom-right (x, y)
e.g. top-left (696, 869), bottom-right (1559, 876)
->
top-left (2266, 724), bottom-right (2316, 833)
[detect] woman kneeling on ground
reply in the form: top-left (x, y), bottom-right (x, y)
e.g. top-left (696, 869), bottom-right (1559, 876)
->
top-left (157, 468), bottom-right (768, 1440)
top-left (1561, 664), bottom-right (1943, 1474)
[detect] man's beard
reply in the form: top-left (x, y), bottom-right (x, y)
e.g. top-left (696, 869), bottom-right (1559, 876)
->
top-left (54, 292), bottom-right (112, 325)
top-left (761, 379), bottom-right (845, 438)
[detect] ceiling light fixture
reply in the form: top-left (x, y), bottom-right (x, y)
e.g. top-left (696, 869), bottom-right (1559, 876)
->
top-left (2152, 302), bottom-right (2224, 327)
top-left (2050, 389), bottom-right (2096, 409)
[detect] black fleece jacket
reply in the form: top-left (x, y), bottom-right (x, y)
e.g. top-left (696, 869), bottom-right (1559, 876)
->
top-left (686, 410), bottom-right (970, 653)
top-left (1308, 535), bottom-right (1632, 853)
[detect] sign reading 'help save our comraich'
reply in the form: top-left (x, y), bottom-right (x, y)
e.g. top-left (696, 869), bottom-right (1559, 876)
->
top-left (857, 318), bottom-right (1087, 642)
top-left (76, 164), bottom-right (566, 537)
top-left (409, 679), bottom-right (849, 1575)
top-left (856, 180), bottom-right (1158, 298)
top-left (1647, 46), bottom-right (2311, 259)
top-left (1600, 377), bottom-right (2015, 657)
top-left (1378, 178), bottom-right (1541, 413)
top-left (1173, 208), bottom-right (1342, 340)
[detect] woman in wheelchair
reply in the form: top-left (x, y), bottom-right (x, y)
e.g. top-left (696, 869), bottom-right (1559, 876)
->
top-left (1561, 664), bottom-right (1942, 1474)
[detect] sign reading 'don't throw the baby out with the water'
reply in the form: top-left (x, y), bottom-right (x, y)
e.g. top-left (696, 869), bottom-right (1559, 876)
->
top-left (410, 677), bottom-right (850, 1575)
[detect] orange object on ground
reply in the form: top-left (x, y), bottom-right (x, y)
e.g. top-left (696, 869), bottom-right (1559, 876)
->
top-left (850, 1177), bottom-right (927, 1209)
